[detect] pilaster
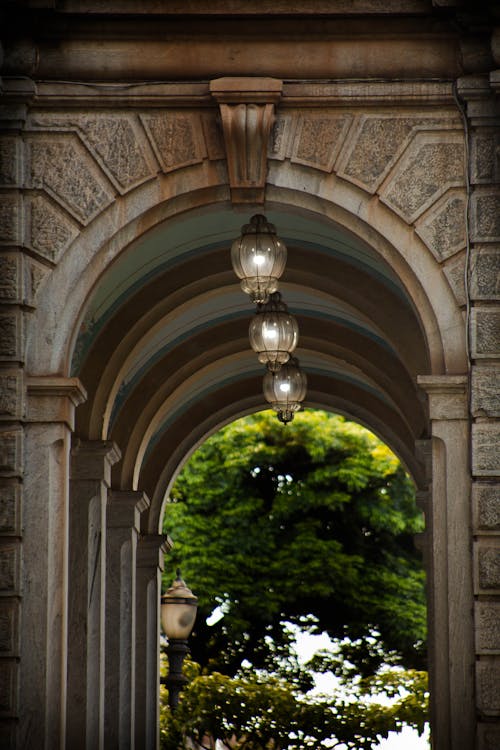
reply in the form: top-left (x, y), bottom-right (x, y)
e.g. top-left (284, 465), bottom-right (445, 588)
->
top-left (417, 375), bottom-right (475, 750)
top-left (135, 534), bottom-right (172, 750)
top-left (105, 490), bottom-right (150, 750)
top-left (19, 377), bottom-right (86, 750)
top-left (67, 440), bottom-right (121, 750)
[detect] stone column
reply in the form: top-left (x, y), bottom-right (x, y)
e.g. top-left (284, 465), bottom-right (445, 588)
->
top-left (19, 377), bottom-right (86, 750)
top-left (418, 375), bottom-right (475, 750)
top-left (135, 534), bottom-right (172, 750)
top-left (66, 440), bottom-right (121, 750)
top-left (105, 490), bottom-right (150, 750)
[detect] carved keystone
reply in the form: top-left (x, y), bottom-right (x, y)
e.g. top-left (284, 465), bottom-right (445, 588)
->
top-left (210, 77), bottom-right (283, 205)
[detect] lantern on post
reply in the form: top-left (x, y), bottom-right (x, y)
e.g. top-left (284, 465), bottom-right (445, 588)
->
top-left (249, 292), bottom-right (299, 372)
top-left (231, 214), bottom-right (287, 304)
top-left (263, 357), bottom-right (307, 424)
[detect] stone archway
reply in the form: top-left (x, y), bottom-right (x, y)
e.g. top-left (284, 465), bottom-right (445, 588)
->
top-left (1, 4), bottom-right (499, 750)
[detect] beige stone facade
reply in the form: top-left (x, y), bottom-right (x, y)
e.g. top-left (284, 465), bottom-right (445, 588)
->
top-left (0, 2), bottom-right (499, 748)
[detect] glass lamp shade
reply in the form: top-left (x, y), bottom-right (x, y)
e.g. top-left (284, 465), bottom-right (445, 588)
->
top-left (249, 293), bottom-right (299, 372)
top-left (160, 570), bottom-right (198, 640)
top-left (231, 214), bottom-right (287, 304)
top-left (263, 357), bottom-right (307, 424)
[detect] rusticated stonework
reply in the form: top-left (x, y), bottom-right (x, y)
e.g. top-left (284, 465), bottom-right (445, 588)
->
top-left (30, 113), bottom-right (155, 192)
top-left (27, 135), bottom-right (114, 225)
top-left (0, 256), bottom-right (20, 303)
top-left (470, 246), bottom-right (500, 300)
top-left (442, 253), bottom-right (466, 306)
top-left (0, 375), bottom-right (20, 420)
top-left (472, 368), bottom-right (500, 417)
top-left (476, 601), bottom-right (500, 652)
top-left (0, 138), bottom-right (20, 187)
top-left (415, 192), bottom-right (467, 261)
top-left (0, 431), bottom-right (22, 477)
top-left (473, 424), bottom-right (500, 476)
top-left (477, 545), bottom-right (500, 590)
top-left (471, 308), bottom-right (500, 359)
top-left (0, 602), bottom-right (18, 655)
top-left (471, 193), bottom-right (500, 241)
top-left (0, 484), bottom-right (20, 535)
top-left (292, 115), bottom-right (351, 172)
top-left (0, 545), bottom-right (18, 593)
top-left (141, 113), bottom-right (204, 173)
top-left (474, 483), bottom-right (500, 531)
top-left (471, 131), bottom-right (500, 184)
top-left (0, 314), bottom-right (20, 360)
top-left (27, 195), bottom-right (79, 263)
top-left (476, 660), bottom-right (500, 715)
top-left (0, 195), bottom-right (21, 244)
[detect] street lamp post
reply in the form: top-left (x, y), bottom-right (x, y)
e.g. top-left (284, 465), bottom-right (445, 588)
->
top-left (160, 569), bottom-right (198, 710)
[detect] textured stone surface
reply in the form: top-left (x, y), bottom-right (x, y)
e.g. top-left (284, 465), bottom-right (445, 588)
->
top-left (0, 194), bottom-right (21, 244)
top-left (477, 543), bottom-right (500, 590)
top-left (0, 659), bottom-right (16, 712)
top-left (442, 252), bottom-right (466, 306)
top-left (471, 131), bottom-right (500, 184)
top-left (0, 138), bottom-right (20, 187)
top-left (382, 136), bottom-right (464, 221)
top-left (0, 484), bottom-right (20, 535)
top-left (0, 255), bottom-right (20, 302)
top-left (0, 430), bottom-right (22, 476)
top-left (476, 601), bottom-right (500, 652)
top-left (473, 424), bottom-right (500, 476)
top-left (471, 308), bottom-right (500, 359)
top-left (470, 246), bottom-right (500, 300)
top-left (0, 372), bottom-right (21, 420)
top-left (141, 113), bottom-right (203, 172)
top-left (0, 545), bottom-right (18, 593)
top-left (0, 313), bottom-right (20, 360)
top-left (0, 601), bottom-right (18, 655)
top-left (292, 115), bottom-right (351, 172)
top-left (474, 483), bottom-right (500, 531)
top-left (28, 135), bottom-right (114, 224)
top-left (477, 660), bottom-right (500, 715)
top-left (416, 192), bottom-right (466, 260)
top-left (269, 114), bottom-right (292, 161)
top-left (201, 113), bottom-right (225, 160)
top-left (472, 193), bottom-right (500, 241)
top-left (472, 367), bottom-right (500, 417)
top-left (27, 195), bottom-right (79, 262)
top-left (477, 723), bottom-right (500, 750)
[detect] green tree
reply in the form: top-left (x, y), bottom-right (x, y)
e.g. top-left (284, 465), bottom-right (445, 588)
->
top-left (163, 410), bottom-right (426, 681)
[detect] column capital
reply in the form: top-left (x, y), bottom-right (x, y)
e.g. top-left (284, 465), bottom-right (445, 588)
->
top-left (27, 376), bottom-right (87, 430)
top-left (71, 439), bottom-right (121, 483)
top-left (417, 375), bottom-right (469, 421)
top-left (108, 490), bottom-right (150, 530)
top-left (137, 534), bottom-right (173, 571)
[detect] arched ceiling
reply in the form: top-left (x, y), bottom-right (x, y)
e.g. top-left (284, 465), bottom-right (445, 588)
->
top-left (72, 205), bottom-right (431, 527)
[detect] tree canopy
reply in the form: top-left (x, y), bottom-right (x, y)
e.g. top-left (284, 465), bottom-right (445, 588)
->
top-left (163, 410), bottom-right (426, 681)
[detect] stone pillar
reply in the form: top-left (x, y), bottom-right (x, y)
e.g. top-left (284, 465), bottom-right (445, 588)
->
top-left (66, 440), bottom-right (121, 750)
top-left (135, 534), bottom-right (171, 750)
top-left (456, 71), bottom-right (500, 747)
top-left (105, 490), bottom-right (150, 750)
top-left (19, 377), bottom-right (86, 750)
top-left (418, 375), bottom-right (475, 750)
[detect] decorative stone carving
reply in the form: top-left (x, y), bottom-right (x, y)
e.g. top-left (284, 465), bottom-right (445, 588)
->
top-left (470, 308), bottom-right (500, 359)
top-left (471, 193), bottom-right (500, 242)
top-left (473, 424), bottom-right (500, 477)
top-left (476, 601), bottom-right (500, 653)
top-left (470, 245), bottom-right (500, 300)
top-left (476, 660), bottom-right (500, 715)
top-left (0, 484), bottom-right (20, 535)
top-left (141, 112), bottom-right (203, 174)
top-left (472, 367), bottom-right (500, 417)
top-left (0, 138), bottom-right (21, 187)
top-left (381, 134), bottom-right (465, 223)
top-left (292, 115), bottom-right (351, 172)
top-left (0, 194), bottom-right (21, 245)
top-left (27, 195), bottom-right (79, 263)
top-left (210, 77), bottom-right (283, 204)
top-left (473, 483), bottom-right (500, 531)
top-left (477, 544), bottom-right (500, 591)
top-left (30, 113), bottom-right (155, 193)
top-left (27, 134), bottom-right (114, 225)
top-left (0, 255), bottom-right (20, 303)
top-left (415, 190), bottom-right (467, 260)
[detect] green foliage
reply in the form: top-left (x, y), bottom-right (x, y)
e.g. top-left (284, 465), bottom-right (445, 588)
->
top-left (160, 663), bottom-right (429, 750)
top-left (163, 410), bottom-right (426, 679)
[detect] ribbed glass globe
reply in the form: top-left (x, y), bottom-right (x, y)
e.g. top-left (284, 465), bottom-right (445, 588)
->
top-left (249, 292), bottom-right (299, 372)
top-left (263, 357), bottom-right (307, 424)
top-left (231, 214), bottom-right (287, 303)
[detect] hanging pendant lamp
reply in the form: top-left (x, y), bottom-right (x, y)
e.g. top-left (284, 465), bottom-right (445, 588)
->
top-left (263, 356), bottom-right (307, 424)
top-left (249, 292), bottom-right (299, 372)
top-left (231, 214), bottom-right (287, 304)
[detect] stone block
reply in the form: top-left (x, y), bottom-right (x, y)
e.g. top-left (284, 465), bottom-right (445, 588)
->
top-left (471, 308), bottom-right (500, 359)
top-left (0, 193), bottom-right (21, 245)
top-left (477, 659), bottom-right (500, 715)
top-left (471, 193), bottom-right (500, 242)
top-left (416, 191), bottom-right (466, 260)
top-left (201, 112), bottom-right (225, 161)
top-left (443, 252), bottom-right (466, 306)
top-left (476, 601), bottom-right (500, 653)
top-left (291, 114), bottom-right (351, 172)
top-left (0, 659), bottom-right (17, 713)
top-left (470, 246), bottom-right (500, 301)
top-left (26, 195), bottom-right (78, 263)
top-left (472, 367), bottom-right (500, 417)
top-left (477, 722), bottom-right (500, 750)
top-left (0, 483), bottom-right (20, 536)
top-left (0, 370), bottom-right (23, 421)
top-left (471, 131), bottom-right (500, 184)
top-left (475, 540), bottom-right (500, 591)
top-left (0, 600), bottom-right (19, 655)
top-left (0, 253), bottom-right (22, 303)
top-left (141, 112), bottom-right (204, 173)
top-left (0, 138), bottom-right (21, 188)
top-left (0, 311), bottom-right (22, 361)
top-left (0, 429), bottom-right (23, 477)
top-left (0, 544), bottom-right (19, 593)
top-left (474, 483), bottom-right (500, 531)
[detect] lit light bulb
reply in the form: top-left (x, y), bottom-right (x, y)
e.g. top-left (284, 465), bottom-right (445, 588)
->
top-left (279, 382), bottom-right (291, 393)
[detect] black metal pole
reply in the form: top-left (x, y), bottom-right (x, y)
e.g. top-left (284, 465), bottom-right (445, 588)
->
top-left (162, 638), bottom-right (189, 711)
